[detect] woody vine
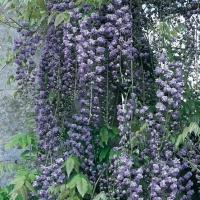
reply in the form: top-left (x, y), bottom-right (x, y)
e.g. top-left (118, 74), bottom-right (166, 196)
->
top-left (0, 0), bottom-right (200, 199)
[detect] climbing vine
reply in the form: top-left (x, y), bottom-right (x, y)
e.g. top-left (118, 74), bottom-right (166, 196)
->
top-left (0, 0), bottom-right (200, 199)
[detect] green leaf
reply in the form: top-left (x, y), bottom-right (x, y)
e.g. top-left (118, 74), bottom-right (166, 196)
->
top-left (130, 136), bottom-right (138, 149)
top-left (131, 122), bottom-right (140, 132)
top-left (13, 91), bottom-right (18, 99)
top-left (54, 13), bottom-right (65, 27)
top-left (190, 115), bottom-right (200, 124)
top-left (10, 176), bottom-right (26, 185)
top-left (170, 136), bottom-right (176, 145)
top-left (139, 123), bottom-right (148, 132)
top-left (7, 35), bottom-right (12, 43)
top-left (19, 185), bottom-right (28, 200)
top-left (109, 126), bottom-right (120, 134)
top-left (99, 140), bottom-right (104, 148)
top-left (171, 30), bottom-right (177, 37)
top-left (57, 191), bottom-right (69, 200)
top-left (188, 122), bottom-right (199, 135)
top-left (75, 0), bottom-right (83, 6)
top-left (28, 171), bottom-right (36, 181)
top-left (69, 188), bottom-right (76, 197)
top-left (7, 163), bottom-right (14, 172)
top-left (9, 180), bottom-right (25, 196)
top-left (72, 155), bottom-right (79, 173)
top-left (66, 157), bottom-right (75, 177)
top-left (59, 184), bottom-right (66, 193)
top-left (109, 149), bottom-right (115, 160)
top-left (7, 75), bottom-right (14, 85)
top-left (175, 134), bottom-right (183, 149)
top-left (31, 9), bottom-right (41, 19)
top-left (25, 181), bottom-right (36, 194)
top-left (48, 186), bottom-right (55, 194)
top-left (182, 127), bottom-right (189, 140)
top-left (18, 137), bottom-right (26, 148)
top-left (6, 133), bottom-right (27, 149)
top-left (100, 126), bottom-right (109, 145)
top-left (10, 193), bottom-right (18, 200)
top-left (162, 33), bottom-right (171, 41)
top-left (9, 192), bottom-right (18, 200)
top-left (87, 183), bottom-right (93, 195)
top-left (48, 185), bottom-right (61, 194)
top-left (31, 147), bottom-right (39, 153)
top-left (66, 174), bottom-right (80, 189)
top-left (48, 12), bottom-right (57, 24)
top-left (163, 22), bottom-right (171, 34)
top-left (36, 0), bottom-right (46, 10)
top-left (108, 131), bottom-right (116, 139)
top-left (99, 146), bottom-right (110, 161)
top-left (63, 10), bottom-right (70, 23)
top-left (76, 177), bottom-right (88, 198)
top-left (26, 135), bottom-right (32, 145)
top-left (93, 191), bottom-right (107, 200)
top-left (67, 197), bottom-right (80, 200)
top-left (20, 150), bottom-right (30, 158)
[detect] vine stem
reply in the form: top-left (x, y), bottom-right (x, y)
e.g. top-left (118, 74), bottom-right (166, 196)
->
top-left (91, 174), bottom-right (102, 199)
top-left (88, 22), bottom-right (95, 124)
top-left (106, 47), bottom-right (109, 126)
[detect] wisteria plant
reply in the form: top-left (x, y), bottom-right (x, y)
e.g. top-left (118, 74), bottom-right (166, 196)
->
top-left (1, 0), bottom-right (200, 199)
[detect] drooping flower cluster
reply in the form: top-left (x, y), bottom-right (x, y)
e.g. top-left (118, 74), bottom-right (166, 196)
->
top-left (35, 23), bottom-right (64, 154)
top-left (33, 158), bottom-right (66, 200)
top-left (108, 153), bottom-right (144, 200)
top-left (14, 22), bottom-right (41, 97)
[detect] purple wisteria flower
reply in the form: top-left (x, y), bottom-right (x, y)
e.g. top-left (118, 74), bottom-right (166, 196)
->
top-left (155, 102), bottom-right (166, 111)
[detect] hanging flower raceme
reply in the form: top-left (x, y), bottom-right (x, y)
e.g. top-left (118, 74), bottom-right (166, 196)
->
top-left (33, 24), bottom-right (66, 200)
top-left (108, 152), bottom-right (144, 200)
top-left (63, 7), bottom-right (108, 182)
top-left (154, 60), bottom-right (183, 131)
top-left (14, 21), bottom-right (41, 97)
top-left (35, 23), bottom-right (65, 155)
top-left (33, 158), bottom-right (66, 200)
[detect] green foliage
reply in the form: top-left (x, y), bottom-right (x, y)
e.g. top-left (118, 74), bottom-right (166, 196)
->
top-left (99, 126), bottom-right (109, 145)
top-left (92, 191), bottom-right (107, 200)
top-left (66, 174), bottom-right (92, 197)
top-left (76, 177), bottom-right (88, 197)
top-left (0, 162), bottom-right (15, 179)
top-left (93, 125), bottom-right (121, 163)
top-left (0, 186), bottom-right (9, 200)
top-left (175, 122), bottom-right (200, 149)
top-left (180, 82), bottom-right (200, 125)
top-left (0, 185), bottom-right (22, 200)
top-left (47, 155), bottom-right (93, 199)
top-left (6, 129), bottom-right (38, 161)
top-left (156, 20), bottom-right (187, 62)
top-left (49, 173), bottom-right (92, 199)
top-left (6, 133), bottom-right (32, 149)
top-left (8, 169), bottom-right (37, 200)
top-left (99, 146), bottom-right (110, 162)
top-left (130, 123), bottom-right (148, 151)
top-left (61, 154), bottom-right (80, 177)
top-left (2, 117), bottom-right (39, 200)
top-left (54, 11), bottom-right (70, 26)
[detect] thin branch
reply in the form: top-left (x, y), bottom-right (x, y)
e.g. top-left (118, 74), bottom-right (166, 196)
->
top-left (91, 174), bottom-right (102, 199)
